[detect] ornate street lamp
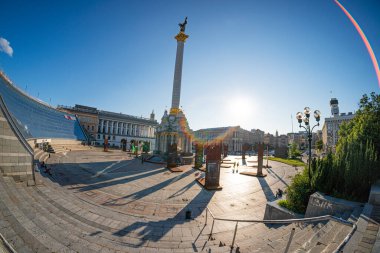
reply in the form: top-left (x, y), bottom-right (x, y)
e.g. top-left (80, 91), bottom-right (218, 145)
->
top-left (296, 107), bottom-right (321, 186)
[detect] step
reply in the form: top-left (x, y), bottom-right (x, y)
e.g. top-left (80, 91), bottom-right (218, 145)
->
top-left (24, 178), bottom-right (203, 250)
top-left (4, 176), bottom-right (151, 252)
top-left (302, 221), bottom-right (349, 252)
top-left (0, 205), bottom-right (33, 253)
top-left (4, 178), bottom-right (115, 252)
top-left (0, 177), bottom-right (67, 252)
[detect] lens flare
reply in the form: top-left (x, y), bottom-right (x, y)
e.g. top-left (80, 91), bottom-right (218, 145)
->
top-left (335, 0), bottom-right (380, 89)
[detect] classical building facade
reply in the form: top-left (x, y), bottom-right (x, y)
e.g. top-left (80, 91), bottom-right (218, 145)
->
top-left (194, 126), bottom-right (254, 154)
top-left (322, 98), bottom-right (355, 152)
top-left (97, 111), bottom-right (157, 150)
top-left (58, 104), bottom-right (158, 149)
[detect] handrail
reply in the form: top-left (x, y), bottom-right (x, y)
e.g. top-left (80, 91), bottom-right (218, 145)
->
top-left (206, 207), bottom-right (354, 226)
top-left (0, 232), bottom-right (17, 253)
top-left (205, 207), bottom-right (356, 251)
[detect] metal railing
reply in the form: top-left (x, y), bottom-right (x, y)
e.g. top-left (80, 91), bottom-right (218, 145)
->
top-left (0, 232), bottom-right (17, 253)
top-left (204, 207), bottom-right (356, 252)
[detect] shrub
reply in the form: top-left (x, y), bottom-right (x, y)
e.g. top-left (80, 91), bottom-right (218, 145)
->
top-left (278, 199), bottom-right (291, 209)
top-left (285, 169), bottom-right (313, 214)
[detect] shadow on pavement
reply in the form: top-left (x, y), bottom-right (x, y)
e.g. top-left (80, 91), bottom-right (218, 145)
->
top-left (112, 188), bottom-right (215, 247)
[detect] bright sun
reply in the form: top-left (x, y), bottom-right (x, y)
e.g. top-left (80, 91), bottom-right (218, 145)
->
top-left (225, 95), bottom-right (255, 122)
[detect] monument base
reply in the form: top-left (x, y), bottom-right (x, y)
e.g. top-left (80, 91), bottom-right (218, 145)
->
top-left (239, 171), bottom-right (267, 177)
top-left (249, 165), bottom-right (272, 169)
top-left (193, 165), bottom-right (206, 172)
top-left (167, 166), bottom-right (184, 172)
top-left (196, 178), bottom-right (223, 190)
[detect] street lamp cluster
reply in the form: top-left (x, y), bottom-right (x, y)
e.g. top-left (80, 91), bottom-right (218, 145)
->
top-left (296, 107), bottom-right (321, 185)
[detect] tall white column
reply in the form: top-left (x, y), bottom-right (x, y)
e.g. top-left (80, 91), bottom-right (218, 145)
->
top-left (105, 121), bottom-right (109, 134)
top-left (109, 121), bottom-right (113, 134)
top-left (100, 119), bottom-right (104, 133)
top-left (171, 31), bottom-right (189, 111)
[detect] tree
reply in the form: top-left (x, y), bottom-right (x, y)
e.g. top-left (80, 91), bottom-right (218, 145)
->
top-left (289, 142), bottom-right (301, 159)
top-left (315, 140), bottom-right (323, 153)
top-left (337, 92), bottom-right (380, 157)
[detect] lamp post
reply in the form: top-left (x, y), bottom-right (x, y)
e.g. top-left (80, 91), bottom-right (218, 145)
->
top-left (296, 107), bottom-right (321, 186)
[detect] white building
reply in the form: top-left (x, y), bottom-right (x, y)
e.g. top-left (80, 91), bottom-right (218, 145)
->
top-left (322, 98), bottom-right (355, 152)
top-left (97, 110), bottom-right (158, 150)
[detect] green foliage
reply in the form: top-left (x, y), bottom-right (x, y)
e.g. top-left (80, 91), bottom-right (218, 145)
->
top-left (142, 141), bottom-right (150, 153)
top-left (338, 92), bottom-right (380, 157)
top-left (289, 142), bottom-right (301, 159)
top-left (268, 157), bottom-right (305, 167)
top-left (278, 199), bottom-right (291, 209)
top-left (315, 140), bottom-right (323, 152)
top-left (283, 93), bottom-right (380, 212)
top-left (285, 169), bottom-right (313, 213)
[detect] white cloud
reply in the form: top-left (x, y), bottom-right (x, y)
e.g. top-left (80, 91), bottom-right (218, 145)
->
top-left (0, 37), bottom-right (13, 57)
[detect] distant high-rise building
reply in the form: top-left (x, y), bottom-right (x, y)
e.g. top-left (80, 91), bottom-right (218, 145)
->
top-left (330, 98), bottom-right (339, 117)
top-left (322, 98), bottom-right (355, 152)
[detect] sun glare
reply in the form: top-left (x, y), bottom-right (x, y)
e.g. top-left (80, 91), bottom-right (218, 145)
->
top-left (225, 95), bottom-right (255, 123)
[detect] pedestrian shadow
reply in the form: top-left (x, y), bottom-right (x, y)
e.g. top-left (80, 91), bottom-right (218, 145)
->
top-left (112, 189), bottom-right (215, 248)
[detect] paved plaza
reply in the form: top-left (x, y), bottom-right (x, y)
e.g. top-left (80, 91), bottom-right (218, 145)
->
top-left (35, 149), bottom-right (303, 252)
top-left (49, 150), bottom-right (298, 220)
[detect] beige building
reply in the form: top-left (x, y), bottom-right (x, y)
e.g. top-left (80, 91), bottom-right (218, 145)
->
top-left (58, 104), bottom-right (98, 142)
top-left (322, 113), bottom-right (354, 151)
top-left (288, 132), bottom-right (307, 150)
top-left (251, 129), bottom-right (265, 144)
top-left (194, 126), bottom-right (254, 154)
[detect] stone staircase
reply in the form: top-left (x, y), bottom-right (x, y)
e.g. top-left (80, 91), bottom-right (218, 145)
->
top-left (0, 172), bottom-right (355, 253)
top-left (33, 148), bottom-right (49, 164)
top-left (206, 219), bottom-right (352, 252)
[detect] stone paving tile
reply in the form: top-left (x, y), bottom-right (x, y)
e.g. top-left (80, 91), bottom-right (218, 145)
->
top-left (1, 151), bottom-right (348, 252)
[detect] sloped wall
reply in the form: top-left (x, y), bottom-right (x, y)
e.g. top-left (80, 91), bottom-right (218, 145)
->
top-left (0, 97), bottom-right (33, 183)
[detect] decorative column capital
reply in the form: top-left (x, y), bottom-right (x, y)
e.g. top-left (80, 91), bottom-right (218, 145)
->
top-left (175, 32), bottom-right (189, 42)
top-left (170, 108), bottom-right (181, 115)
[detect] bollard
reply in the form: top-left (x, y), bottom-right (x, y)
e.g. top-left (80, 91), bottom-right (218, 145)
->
top-left (185, 210), bottom-right (191, 219)
top-left (210, 219), bottom-right (215, 239)
top-left (231, 221), bottom-right (239, 248)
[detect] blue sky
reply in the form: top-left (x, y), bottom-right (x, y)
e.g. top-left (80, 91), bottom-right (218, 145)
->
top-left (0, 0), bottom-right (379, 135)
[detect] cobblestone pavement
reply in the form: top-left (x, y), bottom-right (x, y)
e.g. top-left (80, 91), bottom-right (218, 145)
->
top-left (38, 150), bottom-right (303, 252)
